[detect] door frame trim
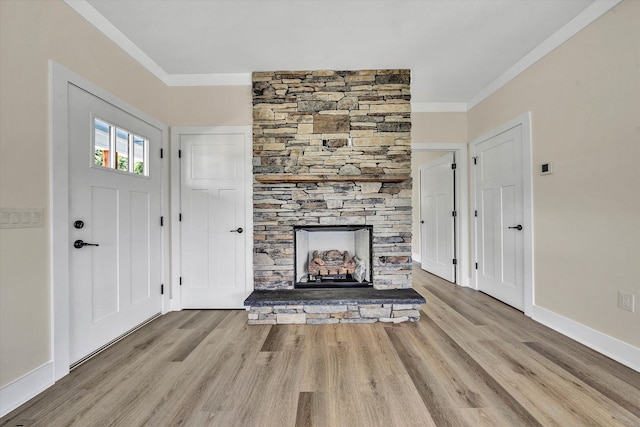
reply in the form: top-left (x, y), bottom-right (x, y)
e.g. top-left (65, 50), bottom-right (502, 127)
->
top-left (412, 142), bottom-right (469, 287)
top-left (50, 62), bottom-right (170, 380)
top-left (169, 126), bottom-right (253, 311)
top-left (469, 112), bottom-right (534, 316)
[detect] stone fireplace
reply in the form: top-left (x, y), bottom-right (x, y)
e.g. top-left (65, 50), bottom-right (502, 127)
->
top-left (245, 69), bottom-right (424, 324)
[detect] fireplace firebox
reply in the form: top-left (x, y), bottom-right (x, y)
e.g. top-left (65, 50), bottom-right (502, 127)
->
top-left (294, 225), bottom-right (373, 288)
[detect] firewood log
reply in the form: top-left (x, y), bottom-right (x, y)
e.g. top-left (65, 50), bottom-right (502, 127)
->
top-left (323, 249), bottom-right (343, 262)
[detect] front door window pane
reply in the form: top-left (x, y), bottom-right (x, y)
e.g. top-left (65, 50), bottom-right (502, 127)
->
top-left (116, 128), bottom-right (129, 172)
top-left (133, 136), bottom-right (145, 175)
top-left (94, 119), bottom-right (111, 167)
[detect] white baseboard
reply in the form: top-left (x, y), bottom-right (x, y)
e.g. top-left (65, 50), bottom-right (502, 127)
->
top-left (412, 253), bottom-right (420, 263)
top-left (459, 275), bottom-right (471, 288)
top-left (0, 361), bottom-right (54, 418)
top-left (532, 305), bottom-right (640, 372)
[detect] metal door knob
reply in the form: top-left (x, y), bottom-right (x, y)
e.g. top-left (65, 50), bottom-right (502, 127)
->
top-left (74, 239), bottom-right (100, 249)
top-left (508, 225), bottom-right (523, 231)
top-left (230, 227), bottom-right (243, 234)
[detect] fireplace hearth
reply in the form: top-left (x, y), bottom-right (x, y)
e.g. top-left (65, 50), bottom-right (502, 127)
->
top-left (295, 225), bottom-right (372, 288)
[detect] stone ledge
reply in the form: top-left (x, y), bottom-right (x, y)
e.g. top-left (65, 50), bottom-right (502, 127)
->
top-left (244, 288), bottom-right (425, 307)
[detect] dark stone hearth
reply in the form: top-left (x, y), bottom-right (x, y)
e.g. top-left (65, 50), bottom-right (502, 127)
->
top-left (244, 288), bottom-right (425, 307)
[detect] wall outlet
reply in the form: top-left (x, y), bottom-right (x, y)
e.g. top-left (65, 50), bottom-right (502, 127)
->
top-left (617, 291), bottom-right (636, 313)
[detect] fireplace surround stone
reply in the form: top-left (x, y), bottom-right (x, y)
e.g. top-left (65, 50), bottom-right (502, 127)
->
top-left (246, 69), bottom-right (422, 324)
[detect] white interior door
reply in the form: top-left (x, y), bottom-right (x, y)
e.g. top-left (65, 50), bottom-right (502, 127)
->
top-left (420, 153), bottom-right (456, 282)
top-left (474, 125), bottom-right (525, 310)
top-left (180, 132), bottom-right (247, 308)
top-left (68, 84), bottom-right (162, 365)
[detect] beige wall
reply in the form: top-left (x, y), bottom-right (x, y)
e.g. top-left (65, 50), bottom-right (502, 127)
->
top-left (412, 112), bottom-right (468, 144)
top-left (410, 112), bottom-right (467, 258)
top-left (169, 86), bottom-right (252, 126)
top-left (468, 0), bottom-right (640, 346)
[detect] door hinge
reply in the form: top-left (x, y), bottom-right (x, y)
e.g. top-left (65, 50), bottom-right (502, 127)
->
top-left (178, 149), bottom-right (182, 158)
top-left (474, 210), bottom-right (478, 217)
top-left (475, 262), bottom-right (478, 270)
top-left (160, 148), bottom-right (164, 159)
top-left (452, 211), bottom-right (457, 217)
top-left (179, 213), bottom-right (182, 222)
top-left (451, 163), bottom-right (457, 170)
top-left (179, 277), bottom-right (182, 286)
top-left (161, 284), bottom-right (164, 295)
top-left (160, 216), bottom-right (164, 227)
top-left (453, 259), bottom-right (457, 265)
top-left (473, 157), bottom-right (478, 165)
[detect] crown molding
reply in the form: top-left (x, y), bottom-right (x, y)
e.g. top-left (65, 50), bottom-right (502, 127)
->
top-left (467, 0), bottom-right (622, 110)
top-left (165, 73), bottom-right (252, 87)
top-left (411, 103), bottom-right (467, 113)
top-left (64, 0), bottom-right (170, 85)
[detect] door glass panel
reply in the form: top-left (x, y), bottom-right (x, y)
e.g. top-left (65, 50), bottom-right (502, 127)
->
top-left (93, 117), bottom-right (148, 176)
top-left (116, 128), bottom-right (129, 172)
top-left (94, 118), bottom-right (111, 167)
top-left (133, 135), bottom-right (146, 176)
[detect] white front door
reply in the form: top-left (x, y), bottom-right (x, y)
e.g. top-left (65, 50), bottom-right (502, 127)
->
top-left (420, 152), bottom-right (456, 282)
top-left (68, 84), bottom-right (163, 364)
top-left (180, 132), bottom-right (248, 308)
top-left (474, 125), bottom-right (525, 310)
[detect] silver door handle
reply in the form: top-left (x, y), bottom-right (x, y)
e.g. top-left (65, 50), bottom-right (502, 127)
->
top-left (230, 227), bottom-right (243, 233)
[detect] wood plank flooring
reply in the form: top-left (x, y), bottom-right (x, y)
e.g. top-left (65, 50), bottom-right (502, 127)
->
top-left (2, 264), bottom-right (639, 426)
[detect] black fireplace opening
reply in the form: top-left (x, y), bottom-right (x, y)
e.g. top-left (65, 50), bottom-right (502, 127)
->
top-left (294, 225), bottom-right (373, 288)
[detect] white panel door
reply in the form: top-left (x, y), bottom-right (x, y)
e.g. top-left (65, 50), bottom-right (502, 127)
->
top-left (420, 153), bottom-right (456, 282)
top-left (180, 133), bottom-right (247, 308)
top-left (68, 84), bottom-right (162, 365)
top-left (474, 125), bottom-right (524, 310)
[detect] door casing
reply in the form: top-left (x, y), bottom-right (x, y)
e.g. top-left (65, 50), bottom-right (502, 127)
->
top-left (412, 142), bottom-right (469, 287)
top-left (470, 112), bottom-right (534, 317)
top-left (50, 62), bottom-right (170, 381)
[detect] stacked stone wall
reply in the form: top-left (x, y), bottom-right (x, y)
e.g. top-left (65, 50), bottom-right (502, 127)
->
top-left (252, 70), bottom-right (412, 290)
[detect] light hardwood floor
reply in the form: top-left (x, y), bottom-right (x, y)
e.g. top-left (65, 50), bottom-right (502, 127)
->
top-left (2, 265), bottom-right (639, 426)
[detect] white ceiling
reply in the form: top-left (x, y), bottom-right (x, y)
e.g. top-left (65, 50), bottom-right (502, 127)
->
top-left (69, 0), bottom-right (617, 110)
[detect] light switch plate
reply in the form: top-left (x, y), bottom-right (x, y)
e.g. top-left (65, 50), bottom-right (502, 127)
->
top-left (540, 162), bottom-right (553, 175)
top-left (0, 208), bottom-right (44, 229)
